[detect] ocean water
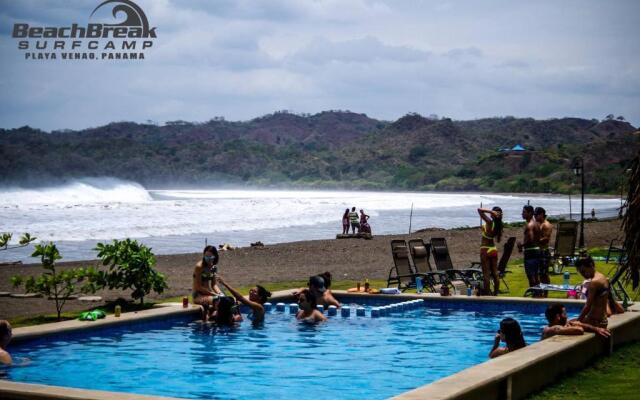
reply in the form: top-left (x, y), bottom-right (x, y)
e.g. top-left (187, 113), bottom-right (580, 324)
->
top-left (0, 178), bottom-right (622, 263)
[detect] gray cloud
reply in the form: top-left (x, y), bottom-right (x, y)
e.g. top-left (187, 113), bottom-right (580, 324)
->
top-left (0, 0), bottom-right (638, 130)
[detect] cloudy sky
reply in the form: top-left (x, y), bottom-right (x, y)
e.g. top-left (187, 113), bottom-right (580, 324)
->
top-left (0, 0), bottom-right (639, 131)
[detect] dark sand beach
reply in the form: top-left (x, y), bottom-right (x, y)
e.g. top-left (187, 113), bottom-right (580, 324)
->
top-left (0, 218), bottom-right (623, 320)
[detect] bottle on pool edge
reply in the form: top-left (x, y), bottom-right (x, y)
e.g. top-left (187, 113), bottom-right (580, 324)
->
top-left (466, 285), bottom-right (472, 296)
top-left (416, 276), bottom-right (423, 294)
top-left (364, 279), bottom-right (370, 292)
top-left (563, 272), bottom-right (570, 289)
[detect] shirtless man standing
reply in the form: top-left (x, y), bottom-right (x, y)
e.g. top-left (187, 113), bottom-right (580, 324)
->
top-left (518, 205), bottom-right (542, 297)
top-left (535, 207), bottom-right (553, 297)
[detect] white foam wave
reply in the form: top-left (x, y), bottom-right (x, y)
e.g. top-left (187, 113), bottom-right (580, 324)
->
top-left (0, 188), bottom-right (623, 245)
top-left (0, 178), bottom-right (152, 206)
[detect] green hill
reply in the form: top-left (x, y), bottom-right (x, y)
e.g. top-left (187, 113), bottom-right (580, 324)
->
top-left (1, 111), bottom-right (637, 193)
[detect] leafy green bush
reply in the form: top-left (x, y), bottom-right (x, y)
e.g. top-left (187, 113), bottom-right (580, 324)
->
top-left (11, 243), bottom-right (100, 320)
top-left (95, 239), bottom-right (168, 304)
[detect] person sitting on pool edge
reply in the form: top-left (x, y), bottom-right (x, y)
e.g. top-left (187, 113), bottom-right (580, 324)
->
top-left (216, 275), bottom-right (271, 323)
top-left (575, 256), bottom-right (624, 328)
top-left (0, 320), bottom-right (12, 365)
top-left (296, 289), bottom-right (327, 323)
top-left (542, 304), bottom-right (610, 339)
top-left (192, 245), bottom-right (224, 322)
top-left (489, 318), bottom-right (526, 358)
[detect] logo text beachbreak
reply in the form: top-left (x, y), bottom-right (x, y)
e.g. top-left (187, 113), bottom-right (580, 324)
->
top-left (11, 0), bottom-right (157, 61)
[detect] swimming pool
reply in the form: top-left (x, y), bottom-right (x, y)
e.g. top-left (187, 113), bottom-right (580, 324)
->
top-left (3, 297), bottom-right (581, 400)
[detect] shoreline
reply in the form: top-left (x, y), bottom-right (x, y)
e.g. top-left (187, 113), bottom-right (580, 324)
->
top-left (0, 218), bottom-right (624, 320)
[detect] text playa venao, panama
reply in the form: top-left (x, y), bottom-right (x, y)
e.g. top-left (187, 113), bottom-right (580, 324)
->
top-left (11, 0), bottom-right (156, 60)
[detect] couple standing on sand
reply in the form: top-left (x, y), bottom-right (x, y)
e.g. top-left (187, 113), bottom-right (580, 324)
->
top-left (342, 207), bottom-right (371, 235)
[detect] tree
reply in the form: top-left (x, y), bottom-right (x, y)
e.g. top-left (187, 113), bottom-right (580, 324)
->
top-left (0, 232), bottom-right (36, 251)
top-left (616, 116), bottom-right (626, 121)
top-left (11, 243), bottom-right (100, 321)
top-left (95, 239), bottom-right (168, 304)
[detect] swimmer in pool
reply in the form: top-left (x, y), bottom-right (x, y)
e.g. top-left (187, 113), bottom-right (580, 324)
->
top-left (216, 275), bottom-right (271, 323)
top-left (295, 289), bottom-right (326, 323)
top-left (0, 320), bottom-right (12, 366)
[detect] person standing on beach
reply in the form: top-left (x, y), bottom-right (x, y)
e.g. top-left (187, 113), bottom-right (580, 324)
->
top-left (478, 207), bottom-right (503, 296)
top-left (359, 209), bottom-right (371, 234)
top-left (517, 205), bottom-right (542, 297)
top-left (534, 207), bottom-right (553, 297)
top-left (348, 207), bottom-right (360, 234)
top-left (342, 208), bottom-right (350, 235)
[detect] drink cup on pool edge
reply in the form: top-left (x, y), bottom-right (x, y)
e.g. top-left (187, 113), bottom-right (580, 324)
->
top-left (182, 296), bottom-right (189, 308)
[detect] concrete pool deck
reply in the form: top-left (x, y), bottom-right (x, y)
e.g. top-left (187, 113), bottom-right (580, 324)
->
top-left (1, 292), bottom-right (639, 400)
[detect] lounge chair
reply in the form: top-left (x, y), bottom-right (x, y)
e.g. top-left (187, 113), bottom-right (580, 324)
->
top-left (551, 221), bottom-right (578, 273)
top-left (605, 239), bottom-right (626, 264)
top-left (408, 239), bottom-right (451, 291)
top-left (430, 237), bottom-right (478, 288)
top-left (387, 239), bottom-right (440, 292)
top-left (387, 240), bottom-right (418, 292)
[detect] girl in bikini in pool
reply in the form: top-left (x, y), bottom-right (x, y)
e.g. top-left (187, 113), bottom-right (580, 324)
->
top-left (478, 207), bottom-right (503, 296)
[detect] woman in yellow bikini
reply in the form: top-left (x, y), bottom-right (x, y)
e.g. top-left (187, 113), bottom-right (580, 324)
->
top-left (478, 207), bottom-right (503, 296)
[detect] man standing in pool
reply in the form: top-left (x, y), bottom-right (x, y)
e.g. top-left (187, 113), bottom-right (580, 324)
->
top-left (535, 207), bottom-right (553, 297)
top-left (517, 205), bottom-right (542, 297)
top-left (542, 304), bottom-right (610, 339)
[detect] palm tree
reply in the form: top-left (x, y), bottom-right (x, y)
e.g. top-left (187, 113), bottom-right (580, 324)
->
top-left (622, 149), bottom-right (639, 288)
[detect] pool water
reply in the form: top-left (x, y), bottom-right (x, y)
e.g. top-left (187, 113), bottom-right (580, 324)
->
top-left (3, 299), bottom-right (578, 400)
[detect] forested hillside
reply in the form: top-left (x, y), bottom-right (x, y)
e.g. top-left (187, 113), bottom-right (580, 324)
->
top-left (1, 111), bottom-right (638, 193)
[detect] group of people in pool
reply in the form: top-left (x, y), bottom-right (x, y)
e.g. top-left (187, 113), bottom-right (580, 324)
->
top-left (192, 245), bottom-right (340, 325)
top-left (192, 245), bottom-right (272, 325)
top-left (490, 255), bottom-right (622, 359)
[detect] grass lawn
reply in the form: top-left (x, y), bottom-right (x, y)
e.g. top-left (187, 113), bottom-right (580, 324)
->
top-left (526, 340), bottom-right (640, 400)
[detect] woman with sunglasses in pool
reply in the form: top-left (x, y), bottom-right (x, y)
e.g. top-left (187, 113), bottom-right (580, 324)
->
top-left (216, 275), bottom-right (272, 323)
top-left (489, 318), bottom-right (526, 358)
top-left (296, 289), bottom-right (327, 323)
top-left (192, 245), bottom-right (223, 321)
